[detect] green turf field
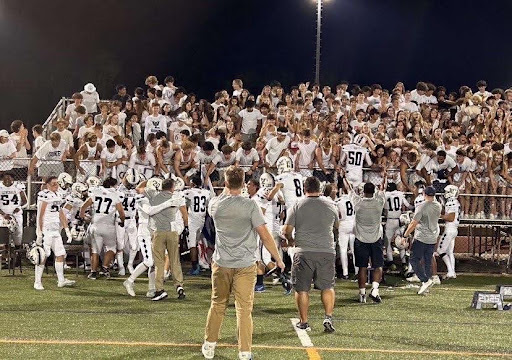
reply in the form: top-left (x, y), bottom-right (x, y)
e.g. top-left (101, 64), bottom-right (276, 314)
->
top-left (1, 269), bottom-right (511, 359)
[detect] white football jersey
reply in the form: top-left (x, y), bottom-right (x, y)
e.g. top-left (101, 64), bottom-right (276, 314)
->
top-left (88, 186), bottom-right (122, 226)
top-left (341, 144), bottom-right (372, 175)
top-left (57, 188), bottom-right (71, 205)
top-left (64, 195), bottom-right (85, 224)
top-left (414, 193), bottom-right (425, 209)
top-left (444, 198), bottom-right (460, 228)
top-left (38, 189), bottom-right (62, 231)
top-left (275, 172), bottom-right (304, 209)
top-left (253, 187), bottom-right (271, 225)
top-left (135, 197), bottom-right (151, 227)
top-left (118, 185), bottom-right (143, 219)
top-left (0, 184), bottom-right (23, 214)
top-left (385, 190), bottom-right (411, 219)
top-left (183, 187), bottom-right (211, 222)
top-left (337, 194), bottom-right (355, 229)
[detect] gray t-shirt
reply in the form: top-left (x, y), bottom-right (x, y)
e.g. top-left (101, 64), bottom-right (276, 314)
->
top-left (413, 200), bottom-right (442, 244)
top-left (209, 193), bottom-right (266, 268)
top-left (351, 190), bottom-right (385, 243)
top-left (285, 196), bottom-right (339, 254)
top-left (145, 189), bottom-right (178, 232)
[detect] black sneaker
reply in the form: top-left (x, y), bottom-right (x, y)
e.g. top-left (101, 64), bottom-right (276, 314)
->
top-left (340, 275), bottom-right (349, 280)
top-left (369, 292), bottom-right (382, 303)
top-left (151, 290), bottom-right (168, 301)
top-left (87, 272), bottom-right (98, 280)
top-left (177, 286), bottom-right (186, 300)
top-left (295, 322), bottom-right (311, 331)
top-left (323, 317), bottom-right (335, 333)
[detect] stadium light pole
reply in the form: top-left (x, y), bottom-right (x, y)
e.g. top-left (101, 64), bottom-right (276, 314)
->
top-left (314, 0), bottom-right (325, 85)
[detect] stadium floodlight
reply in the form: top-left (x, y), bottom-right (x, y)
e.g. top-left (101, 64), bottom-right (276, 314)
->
top-left (314, 0), bottom-right (329, 85)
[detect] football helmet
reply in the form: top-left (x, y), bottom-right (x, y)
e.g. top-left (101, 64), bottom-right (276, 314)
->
top-left (259, 172), bottom-right (275, 189)
top-left (353, 134), bottom-right (366, 147)
top-left (241, 183), bottom-right (250, 198)
top-left (276, 156), bottom-right (293, 175)
top-left (444, 184), bottom-right (459, 199)
top-left (28, 245), bottom-right (46, 265)
top-left (71, 182), bottom-right (88, 200)
top-left (399, 211), bottom-right (413, 227)
top-left (70, 226), bottom-right (87, 242)
top-left (86, 176), bottom-right (102, 188)
top-left (146, 177), bottom-right (163, 191)
top-left (125, 168), bottom-right (141, 188)
top-left (57, 172), bottom-right (73, 190)
top-left (394, 235), bottom-right (409, 250)
top-left (0, 216), bottom-right (18, 233)
top-left (171, 175), bottom-right (185, 192)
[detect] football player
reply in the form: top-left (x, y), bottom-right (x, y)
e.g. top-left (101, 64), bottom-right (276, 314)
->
top-left (437, 185), bottom-right (460, 279)
top-left (337, 179), bottom-right (357, 279)
top-left (0, 173), bottom-right (27, 247)
top-left (392, 211), bottom-right (413, 270)
top-left (123, 178), bottom-right (181, 297)
top-left (34, 176), bottom-right (75, 290)
top-left (182, 175), bottom-right (211, 275)
top-left (272, 156), bottom-right (304, 210)
top-left (116, 169), bottom-right (144, 276)
top-left (80, 176), bottom-right (125, 279)
top-left (339, 134), bottom-right (373, 189)
top-left (63, 182), bottom-right (90, 268)
top-left (384, 182), bottom-right (412, 267)
top-left (57, 172), bottom-right (73, 203)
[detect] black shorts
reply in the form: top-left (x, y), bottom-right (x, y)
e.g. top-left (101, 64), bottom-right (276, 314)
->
top-left (291, 251), bottom-right (335, 292)
top-left (354, 238), bottom-right (384, 268)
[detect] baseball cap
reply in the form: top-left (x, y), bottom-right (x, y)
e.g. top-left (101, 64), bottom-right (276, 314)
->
top-left (0, 130), bottom-right (9, 138)
top-left (424, 186), bottom-right (436, 196)
top-left (290, 142), bottom-right (299, 149)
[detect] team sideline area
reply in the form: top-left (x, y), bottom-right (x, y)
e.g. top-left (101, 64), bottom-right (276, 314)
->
top-left (1, 270), bottom-right (510, 360)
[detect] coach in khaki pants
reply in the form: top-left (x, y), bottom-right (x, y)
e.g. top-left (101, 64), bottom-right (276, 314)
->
top-left (202, 166), bottom-right (284, 360)
top-left (145, 178), bottom-right (188, 301)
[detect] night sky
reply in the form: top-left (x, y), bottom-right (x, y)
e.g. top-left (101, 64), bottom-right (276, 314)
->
top-left (1, 0), bottom-right (512, 129)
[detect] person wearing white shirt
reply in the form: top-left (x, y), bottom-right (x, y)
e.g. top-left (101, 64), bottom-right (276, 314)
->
top-left (144, 103), bottom-right (168, 141)
top-left (65, 93), bottom-right (84, 131)
top-left (400, 91), bottom-right (419, 112)
top-left (410, 82), bottom-right (429, 105)
top-left (0, 130), bottom-right (17, 173)
top-left (475, 80), bottom-right (492, 100)
top-left (29, 133), bottom-right (69, 178)
top-left (235, 142), bottom-right (260, 179)
top-left (238, 99), bottom-right (262, 144)
top-left (263, 127), bottom-right (291, 169)
top-left (296, 129), bottom-right (317, 177)
top-left (52, 119), bottom-right (73, 152)
top-left (32, 125), bottom-right (45, 153)
top-left (80, 83), bottom-right (100, 114)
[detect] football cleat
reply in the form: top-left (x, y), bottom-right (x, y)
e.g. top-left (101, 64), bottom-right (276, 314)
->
top-left (123, 280), bottom-right (136, 297)
top-left (369, 289), bottom-right (382, 303)
top-left (238, 352), bottom-right (253, 360)
top-left (33, 282), bottom-right (44, 291)
top-left (431, 275), bottom-right (441, 285)
top-left (359, 294), bottom-right (367, 303)
top-left (57, 279), bottom-right (76, 288)
top-left (146, 290), bottom-right (156, 298)
top-left (406, 274), bottom-right (421, 282)
top-left (87, 272), bottom-right (98, 280)
top-left (254, 284), bottom-right (266, 293)
top-left (151, 290), bottom-right (168, 301)
top-left (177, 286), bottom-right (186, 300)
top-left (118, 268), bottom-right (126, 276)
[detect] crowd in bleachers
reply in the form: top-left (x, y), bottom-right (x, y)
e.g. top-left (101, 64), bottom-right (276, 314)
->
top-left (3, 77), bottom-right (512, 219)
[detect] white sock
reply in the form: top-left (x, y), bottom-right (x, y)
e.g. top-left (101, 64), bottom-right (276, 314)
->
top-left (116, 253), bottom-right (125, 270)
top-left (359, 288), bottom-right (366, 295)
top-left (128, 263), bottom-right (148, 283)
top-left (449, 254), bottom-right (456, 274)
top-left (55, 261), bottom-right (65, 283)
top-left (35, 264), bottom-right (44, 283)
top-left (128, 250), bottom-right (137, 268)
top-left (83, 250), bottom-right (91, 265)
top-left (442, 255), bottom-right (454, 275)
top-left (148, 268), bottom-right (156, 291)
top-left (371, 281), bottom-right (379, 295)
